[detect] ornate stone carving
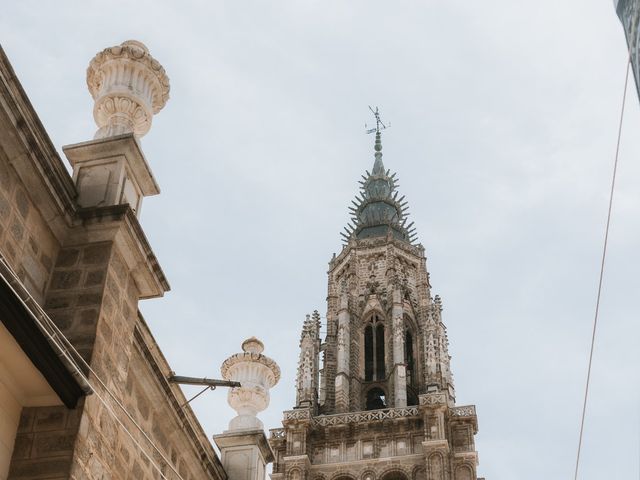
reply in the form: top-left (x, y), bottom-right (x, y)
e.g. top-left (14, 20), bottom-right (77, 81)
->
top-left (449, 405), bottom-right (476, 417)
top-left (221, 337), bottom-right (280, 430)
top-left (87, 40), bottom-right (170, 138)
top-left (283, 409), bottom-right (312, 421)
top-left (419, 392), bottom-right (447, 406)
top-left (312, 406), bottom-right (419, 427)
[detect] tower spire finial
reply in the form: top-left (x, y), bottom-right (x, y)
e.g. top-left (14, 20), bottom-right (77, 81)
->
top-left (366, 106), bottom-right (389, 175)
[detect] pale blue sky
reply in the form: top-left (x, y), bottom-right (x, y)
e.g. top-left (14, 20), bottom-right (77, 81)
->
top-left (2, 1), bottom-right (640, 478)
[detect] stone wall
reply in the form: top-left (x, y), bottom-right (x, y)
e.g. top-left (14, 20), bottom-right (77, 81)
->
top-left (8, 406), bottom-right (81, 480)
top-left (0, 147), bottom-right (60, 304)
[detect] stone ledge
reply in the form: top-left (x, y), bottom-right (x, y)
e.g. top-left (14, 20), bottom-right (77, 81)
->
top-left (213, 429), bottom-right (274, 464)
top-left (63, 133), bottom-right (159, 198)
top-left (70, 204), bottom-right (169, 298)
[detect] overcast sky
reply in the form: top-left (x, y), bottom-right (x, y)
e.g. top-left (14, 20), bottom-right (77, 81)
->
top-left (2, 1), bottom-right (640, 478)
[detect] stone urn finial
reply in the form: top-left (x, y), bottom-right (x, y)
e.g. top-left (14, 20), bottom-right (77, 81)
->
top-left (221, 337), bottom-right (280, 431)
top-left (87, 40), bottom-right (170, 139)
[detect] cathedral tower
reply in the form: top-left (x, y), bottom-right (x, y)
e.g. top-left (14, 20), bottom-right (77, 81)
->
top-left (269, 118), bottom-right (481, 480)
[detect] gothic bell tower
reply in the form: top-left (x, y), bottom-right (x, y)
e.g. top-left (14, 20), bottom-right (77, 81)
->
top-left (269, 113), bottom-right (482, 480)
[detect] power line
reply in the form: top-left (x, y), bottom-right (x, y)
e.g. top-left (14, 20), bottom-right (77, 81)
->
top-left (573, 55), bottom-right (631, 480)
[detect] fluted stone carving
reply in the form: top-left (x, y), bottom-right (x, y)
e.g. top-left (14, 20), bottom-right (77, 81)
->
top-left (221, 337), bottom-right (280, 431)
top-left (87, 40), bottom-right (170, 139)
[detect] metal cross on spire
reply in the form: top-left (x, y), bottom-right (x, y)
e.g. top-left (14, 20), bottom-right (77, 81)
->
top-left (365, 106), bottom-right (390, 134)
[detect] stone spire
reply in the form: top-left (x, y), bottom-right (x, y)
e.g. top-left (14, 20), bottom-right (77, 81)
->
top-left (423, 295), bottom-right (455, 397)
top-left (87, 40), bottom-right (170, 139)
top-left (342, 130), bottom-right (418, 244)
top-left (295, 311), bottom-right (321, 410)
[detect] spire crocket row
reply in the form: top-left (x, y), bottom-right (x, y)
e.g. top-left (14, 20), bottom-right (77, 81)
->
top-left (270, 115), bottom-right (482, 480)
top-left (343, 130), bottom-right (417, 244)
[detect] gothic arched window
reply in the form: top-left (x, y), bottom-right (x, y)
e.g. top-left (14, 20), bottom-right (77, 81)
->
top-left (405, 328), bottom-right (418, 406)
top-left (364, 314), bottom-right (385, 381)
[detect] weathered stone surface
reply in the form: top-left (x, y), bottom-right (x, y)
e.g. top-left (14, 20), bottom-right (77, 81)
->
top-left (50, 270), bottom-right (82, 290)
top-left (55, 248), bottom-right (80, 268)
top-left (10, 435), bottom-right (33, 460)
top-left (82, 244), bottom-right (111, 265)
top-left (84, 269), bottom-right (105, 287)
top-left (34, 410), bottom-right (66, 432)
top-left (15, 188), bottom-right (29, 218)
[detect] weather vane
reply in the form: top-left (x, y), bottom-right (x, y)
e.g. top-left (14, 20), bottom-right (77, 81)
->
top-left (365, 106), bottom-right (390, 135)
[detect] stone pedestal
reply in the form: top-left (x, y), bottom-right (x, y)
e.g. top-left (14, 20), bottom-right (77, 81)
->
top-left (63, 134), bottom-right (159, 215)
top-left (214, 430), bottom-right (273, 480)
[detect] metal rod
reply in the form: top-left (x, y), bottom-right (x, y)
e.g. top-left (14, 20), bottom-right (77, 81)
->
top-left (168, 374), bottom-right (240, 388)
top-left (181, 385), bottom-right (213, 407)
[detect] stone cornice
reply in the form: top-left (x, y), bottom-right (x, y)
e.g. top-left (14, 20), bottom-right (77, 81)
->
top-left (213, 429), bottom-right (275, 464)
top-left (72, 205), bottom-right (169, 297)
top-left (63, 133), bottom-right (160, 197)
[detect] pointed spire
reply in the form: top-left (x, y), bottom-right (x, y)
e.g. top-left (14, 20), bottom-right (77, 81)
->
top-left (340, 107), bottom-right (419, 245)
top-left (372, 131), bottom-right (385, 175)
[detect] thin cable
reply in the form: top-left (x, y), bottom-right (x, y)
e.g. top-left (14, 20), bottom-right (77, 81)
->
top-left (46, 318), bottom-right (187, 480)
top-left (574, 55), bottom-right (631, 480)
top-left (0, 258), bottom-right (184, 480)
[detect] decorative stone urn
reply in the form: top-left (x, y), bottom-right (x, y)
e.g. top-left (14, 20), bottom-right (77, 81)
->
top-left (221, 337), bottom-right (280, 431)
top-left (87, 40), bottom-right (170, 139)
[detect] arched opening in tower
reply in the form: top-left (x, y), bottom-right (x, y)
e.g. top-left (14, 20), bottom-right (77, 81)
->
top-left (365, 387), bottom-right (387, 410)
top-left (364, 315), bottom-right (386, 381)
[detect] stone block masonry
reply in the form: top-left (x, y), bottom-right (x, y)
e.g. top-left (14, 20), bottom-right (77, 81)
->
top-left (8, 406), bottom-right (81, 480)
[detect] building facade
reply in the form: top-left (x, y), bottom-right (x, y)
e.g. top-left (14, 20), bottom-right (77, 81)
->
top-left (0, 41), bottom-right (227, 479)
top-left (269, 130), bottom-right (481, 480)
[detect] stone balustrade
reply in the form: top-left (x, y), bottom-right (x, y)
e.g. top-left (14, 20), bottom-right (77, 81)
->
top-left (449, 405), bottom-right (476, 417)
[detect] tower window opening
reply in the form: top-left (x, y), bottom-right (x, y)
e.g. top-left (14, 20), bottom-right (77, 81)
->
top-left (364, 315), bottom-right (385, 381)
top-left (366, 387), bottom-right (387, 410)
top-left (364, 325), bottom-right (374, 380)
top-left (405, 329), bottom-right (414, 385)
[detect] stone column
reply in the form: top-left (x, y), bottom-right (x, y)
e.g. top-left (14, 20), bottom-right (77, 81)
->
top-left (334, 292), bottom-right (350, 412)
top-left (392, 288), bottom-right (407, 407)
top-left (214, 338), bottom-right (280, 480)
